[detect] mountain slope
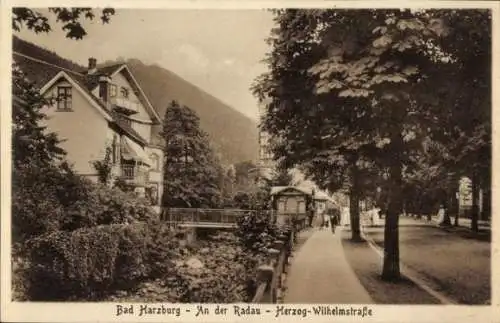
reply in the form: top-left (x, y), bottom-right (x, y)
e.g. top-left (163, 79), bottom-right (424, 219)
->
top-left (125, 59), bottom-right (259, 165)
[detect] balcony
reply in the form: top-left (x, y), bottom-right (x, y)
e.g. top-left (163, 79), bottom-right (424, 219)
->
top-left (119, 164), bottom-right (149, 185)
top-left (110, 97), bottom-right (139, 114)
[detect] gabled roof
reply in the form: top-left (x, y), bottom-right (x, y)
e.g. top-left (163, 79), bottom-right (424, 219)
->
top-left (103, 64), bottom-right (162, 124)
top-left (271, 186), bottom-right (313, 196)
top-left (12, 36), bottom-right (154, 146)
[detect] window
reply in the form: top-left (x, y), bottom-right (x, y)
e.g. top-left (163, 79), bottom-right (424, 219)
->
top-left (56, 86), bottom-right (72, 111)
top-left (120, 87), bottom-right (129, 99)
top-left (109, 84), bottom-right (117, 98)
top-left (150, 153), bottom-right (160, 171)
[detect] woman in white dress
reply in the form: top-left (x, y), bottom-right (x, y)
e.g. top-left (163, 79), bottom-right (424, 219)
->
top-left (323, 213), bottom-right (330, 229)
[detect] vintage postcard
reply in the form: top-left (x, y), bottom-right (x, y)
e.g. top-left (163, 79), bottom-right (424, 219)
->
top-left (1, 1), bottom-right (499, 322)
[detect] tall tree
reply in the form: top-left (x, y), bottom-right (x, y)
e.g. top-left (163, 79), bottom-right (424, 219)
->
top-left (255, 9), bottom-right (490, 280)
top-left (306, 10), bottom-right (460, 281)
top-left (252, 10), bottom-right (387, 242)
top-left (161, 101), bottom-right (223, 208)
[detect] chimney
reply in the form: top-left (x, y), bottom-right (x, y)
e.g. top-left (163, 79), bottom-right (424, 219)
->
top-left (88, 57), bottom-right (97, 74)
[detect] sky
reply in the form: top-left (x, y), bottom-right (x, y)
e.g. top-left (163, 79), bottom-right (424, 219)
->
top-left (14, 9), bottom-right (275, 120)
top-left (13, 8), bottom-right (319, 191)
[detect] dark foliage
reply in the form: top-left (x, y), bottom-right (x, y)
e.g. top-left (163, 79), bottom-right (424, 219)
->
top-left (161, 101), bottom-right (224, 208)
top-left (13, 7), bottom-right (115, 40)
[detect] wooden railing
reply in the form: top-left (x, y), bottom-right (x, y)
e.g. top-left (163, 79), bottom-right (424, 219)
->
top-left (161, 207), bottom-right (308, 232)
top-left (161, 208), bottom-right (263, 227)
top-left (252, 228), bottom-right (295, 303)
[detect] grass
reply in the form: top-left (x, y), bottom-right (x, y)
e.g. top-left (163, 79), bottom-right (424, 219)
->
top-left (341, 230), bottom-right (440, 304)
top-left (362, 223), bottom-right (491, 305)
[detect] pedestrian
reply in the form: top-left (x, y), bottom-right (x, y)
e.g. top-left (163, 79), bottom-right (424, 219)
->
top-left (308, 209), bottom-right (314, 227)
top-left (330, 209), bottom-right (340, 233)
top-left (323, 213), bottom-right (329, 229)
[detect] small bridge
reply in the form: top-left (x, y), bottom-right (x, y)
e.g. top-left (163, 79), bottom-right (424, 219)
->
top-left (160, 208), bottom-right (265, 229)
top-left (160, 207), bottom-right (309, 230)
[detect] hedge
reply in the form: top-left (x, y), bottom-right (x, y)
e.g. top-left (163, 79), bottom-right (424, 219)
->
top-left (25, 221), bottom-right (180, 301)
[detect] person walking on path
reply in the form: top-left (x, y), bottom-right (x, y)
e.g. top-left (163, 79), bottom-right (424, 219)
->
top-left (308, 209), bottom-right (314, 227)
top-left (330, 209), bottom-right (340, 233)
top-left (323, 212), bottom-right (330, 229)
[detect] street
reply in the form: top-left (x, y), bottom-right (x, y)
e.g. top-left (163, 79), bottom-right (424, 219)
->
top-left (362, 216), bottom-right (491, 304)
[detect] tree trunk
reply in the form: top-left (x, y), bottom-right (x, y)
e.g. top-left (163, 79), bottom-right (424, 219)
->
top-left (382, 111), bottom-right (403, 282)
top-left (481, 187), bottom-right (490, 221)
top-left (440, 173), bottom-right (454, 226)
top-left (471, 171), bottom-right (480, 232)
top-left (382, 161), bottom-right (402, 281)
top-left (447, 174), bottom-right (459, 227)
top-left (349, 165), bottom-right (362, 241)
top-left (454, 208), bottom-right (460, 226)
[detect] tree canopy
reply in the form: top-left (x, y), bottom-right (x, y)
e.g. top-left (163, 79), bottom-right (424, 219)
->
top-left (253, 9), bottom-right (491, 280)
top-left (12, 8), bottom-right (115, 40)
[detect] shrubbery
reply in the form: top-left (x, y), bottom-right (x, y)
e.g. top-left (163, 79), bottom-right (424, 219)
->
top-left (12, 156), bottom-right (169, 301)
top-left (24, 221), bottom-right (181, 301)
top-left (12, 160), bottom-right (157, 245)
top-left (174, 233), bottom-right (249, 302)
top-left (235, 211), bottom-right (284, 255)
top-left (234, 210), bottom-right (287, 300)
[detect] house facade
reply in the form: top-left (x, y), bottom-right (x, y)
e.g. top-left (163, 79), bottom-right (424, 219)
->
top-left (13, 37), bottom-right (165, 207)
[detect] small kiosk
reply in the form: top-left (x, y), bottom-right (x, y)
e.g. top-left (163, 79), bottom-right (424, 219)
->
top-left (270, 186), bottom-right (313, 229)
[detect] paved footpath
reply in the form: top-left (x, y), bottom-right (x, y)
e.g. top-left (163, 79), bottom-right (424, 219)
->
top-left (283, 228), bottom-right (373, 304)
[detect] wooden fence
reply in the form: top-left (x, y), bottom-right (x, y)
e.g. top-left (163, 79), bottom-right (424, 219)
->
top-left (251, 228), bottom-right (295, 303)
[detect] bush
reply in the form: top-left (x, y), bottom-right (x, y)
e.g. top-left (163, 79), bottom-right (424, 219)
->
top-left (233, 211), bottom-right (288, 301)
top-left (25, 222), bottom-right (181, 301)
top-left (235, 211), bottom-right (284, 255)
top-left (12, 159), bottom-right (157, 242)
top-left (12, 161), bottom-right (77, 242)
top-left (230, 186), bottom-right (271, 210)
top-left (28, 225), bottom-right (123, 300)
top-left (62, 184), bottom-right (157, 230)
top-left (172, 233), bottom-right (253, 303)
top-left (144, 221), bottom-right (182, 279)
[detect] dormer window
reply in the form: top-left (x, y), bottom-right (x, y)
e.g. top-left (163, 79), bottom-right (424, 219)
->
top-left (120, 87), bottom-right (129, 99)
top-left (109, 84), bottom-right (117, 98)
top-left (56, 86), bottom-right (72, 111)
